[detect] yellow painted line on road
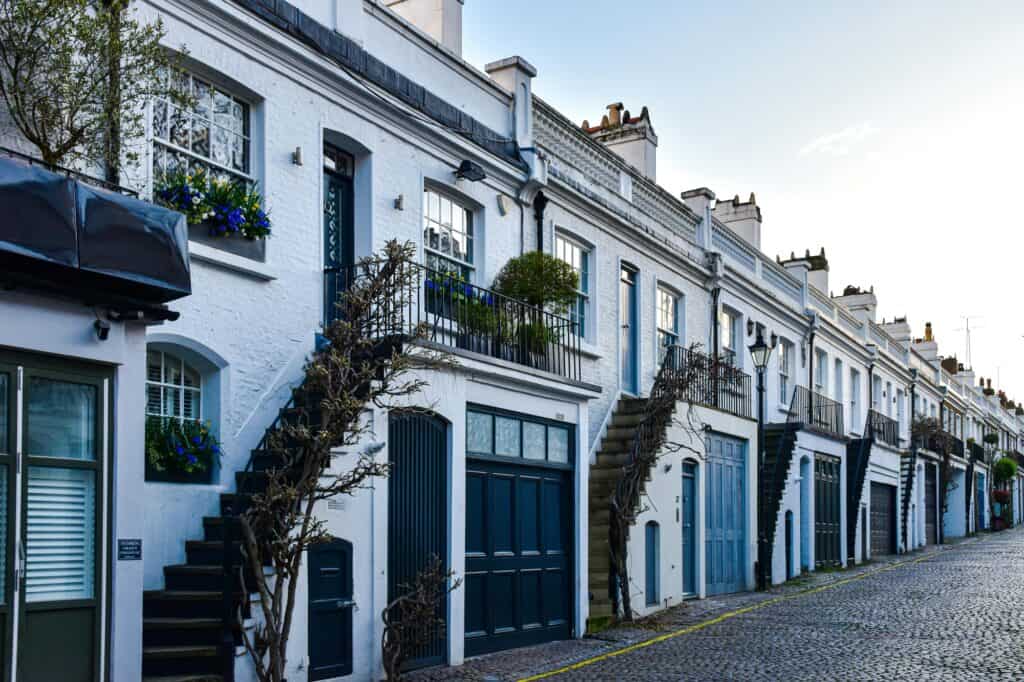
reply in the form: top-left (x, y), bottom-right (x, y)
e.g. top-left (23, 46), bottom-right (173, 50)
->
top-left (519, 549), bottom-right (950, 681)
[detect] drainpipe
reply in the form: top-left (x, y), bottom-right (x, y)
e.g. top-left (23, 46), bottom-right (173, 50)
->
top-left (533, 191), bottom-right (549, 252)
top-left (807, 330), bottom-right (816, 423)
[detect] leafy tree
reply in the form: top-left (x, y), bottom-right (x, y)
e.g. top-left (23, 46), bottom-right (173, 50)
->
top-left (492, 251), bottom-right (579, 313)
top-left (0, 0), bottom-right (189, 180)
top-left (993, 456), bottom-right (1018, 485)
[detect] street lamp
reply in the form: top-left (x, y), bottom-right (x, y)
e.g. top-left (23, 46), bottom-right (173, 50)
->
top-left (749, 328), bottom-right (776, 591)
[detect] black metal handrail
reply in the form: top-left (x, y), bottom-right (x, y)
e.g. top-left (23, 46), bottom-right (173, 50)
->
top-left (0, 145), bottom-right (138, 196)
top-left (324, 260), bottom-right (582, 382)
top-left (792, 386), bottom-right (845, 438)
top-left (948, 435), bottom-right (965, 459)
top-left (969, 441), bottom-right (985, 462)
top-left (868, 409), bottom-right (899, 448)
top-left (663, 345), bottom-right (752, 419)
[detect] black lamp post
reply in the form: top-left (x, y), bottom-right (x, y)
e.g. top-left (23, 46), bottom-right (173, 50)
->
top-left (749, 328), bottom-right (776, 591)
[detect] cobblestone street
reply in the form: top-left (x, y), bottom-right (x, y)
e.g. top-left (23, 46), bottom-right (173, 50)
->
top-left (414, 530), bottom-right (1024, 681)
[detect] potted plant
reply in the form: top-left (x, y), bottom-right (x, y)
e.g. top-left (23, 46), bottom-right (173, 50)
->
top-left (983, 432), bottom-right (999, 446)
top-left (492, 252), bottom-right (578, 367)
top-left (155, 169), bottom-right (271, 261)
top-left (145, 416), bottom-right (221, 484)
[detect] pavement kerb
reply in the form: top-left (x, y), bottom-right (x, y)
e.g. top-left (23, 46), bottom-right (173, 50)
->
top-left (519, 538), bottom-right (984, 681)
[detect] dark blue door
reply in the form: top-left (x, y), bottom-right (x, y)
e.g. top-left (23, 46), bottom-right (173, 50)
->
top-left (645, 522), bottom-right (660, 606)
top-left (464, 459), bottom-right (572, 656)
top-left (388, 412), bottom-right (448, 669)
top-left (706, 434), bottom-right (746, 595)
top-left (681, 462), bottom-right (697, 595)
top-left (620, 266), bottom-right (638, 395)
top-left (323, 145), bottom-right (354, 325)
top-left (308, 539), bottom-right (353, 680)
top-left (976, 474), bottom-right (986, 530)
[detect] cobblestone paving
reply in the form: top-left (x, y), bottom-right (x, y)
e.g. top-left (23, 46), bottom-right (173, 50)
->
top-left (410, 530), bottom-right (1024, 681)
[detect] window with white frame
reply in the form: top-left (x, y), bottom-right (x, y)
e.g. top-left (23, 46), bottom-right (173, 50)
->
top-left (886, 381), bottom-right (893, 416)
top-left (555, 234), bottom-right (590, 338)
top-left (834, 358), bottom-right (844, 403)
top-left (814, 349), bottom-right (828, 394)
top-left (719, 309), bottom-right (739, 365)
top-left (778, 339), bottom-right (793, 404)
top-left (146, 350), bottom-right (201, 421)
top-left (423, 187), bottom-right (474, 281)
top-left (872, 375), bottom-right (882, 411)
top-left (152, 70), bottom-right (251, 186)
top-left (850, 369), bottom-right (861, 431)
top-left (656, 286), bottom-right (679, 355)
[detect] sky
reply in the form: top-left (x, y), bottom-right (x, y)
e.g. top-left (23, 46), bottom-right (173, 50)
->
top-left (463, 0), bottom-right (1024, 397)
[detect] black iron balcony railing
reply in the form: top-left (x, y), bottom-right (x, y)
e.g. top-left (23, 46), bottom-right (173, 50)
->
top-left (868, 409), bottom-right (900, 448)
top-left (969, 441), bottom-right (985, 462)
top-left (791, 385), bottom-right (845, 438)
top-left (948, 435), bottom-right (965, 458)
top-left (324, 261), bottom-right (582, 382)
top-left (662, 345), bottom-right (751, 419)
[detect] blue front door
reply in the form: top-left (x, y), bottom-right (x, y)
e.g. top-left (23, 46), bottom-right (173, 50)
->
top-left (976, 473), bottom-right (986, 530)
top-left (308, 539), bottom-right (353, 680)
top-left (706, 434), bottom-right (746, 595)
top-left (620, 266), bottom-right (638, 394)
top-left (682, 462), bottom-right (697, 595)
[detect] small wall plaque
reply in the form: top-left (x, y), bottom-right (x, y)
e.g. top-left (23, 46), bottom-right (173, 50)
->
top-left (118, 538), bottom-right (142, 561)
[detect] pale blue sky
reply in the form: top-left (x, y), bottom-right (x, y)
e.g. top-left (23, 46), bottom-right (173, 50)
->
top-left (464, 1), bottom-right (1024, 396)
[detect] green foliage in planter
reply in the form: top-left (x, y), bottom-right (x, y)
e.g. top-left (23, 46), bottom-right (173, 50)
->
top-left (425, 269), bottom-right (498, 335)
top-left (993, 456), bottom-right (1018, 484)
top-left (983, 432), bottom-right (999, 445)
top-left (155, 168), bottom-right (271, 239)
top-left (492, 251), bottom-right (578, 314)
top-left (146, 416), bottom-right (220, 476)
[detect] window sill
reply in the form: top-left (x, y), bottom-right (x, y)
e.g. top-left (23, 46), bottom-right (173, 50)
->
top-left (578, 339), bottom-right (602, 360)
top-left (189, 240), bottom-right (277, 281)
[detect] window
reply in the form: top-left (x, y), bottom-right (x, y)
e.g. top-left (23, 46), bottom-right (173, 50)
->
top-left (778, 339), bottom-right (792, 405)
top-left (656, 286), bottom-right (679, 356)
top-left (872, 375), bottom-right (882, 411)
top-left (814, 350), bottom-right (828, 394)
top-left (146, 350), bottom-right (201, 421)
top-left (886, 381), bottom-right (893, 416)
top-left (719, 309), bottom-right (739, 365)
top-left (423, 188), bottom-right (474, 281)
top-left (153, 70), bottom-right (251, 185)
top-left (466, 408), bottom-right (571, 466)
top-left (834, 359), bottom-right (843, 404)
top-left (850, 369), bottom-right (861, 432)
top-left (555, 234), bottom-right (590, 338)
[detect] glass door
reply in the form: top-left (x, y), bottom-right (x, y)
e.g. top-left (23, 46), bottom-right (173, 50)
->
top-left (0, 354), bottom-right (108, 682)
top-left (620, 266), bottom-right (638, 395)
top-left (323, 144), bottom-right (355, 326)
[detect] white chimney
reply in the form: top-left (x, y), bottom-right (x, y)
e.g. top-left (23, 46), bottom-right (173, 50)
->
top-left (712, 193), bottom-right (762, 250)
top-left (833, 285), bottom-right (878, 324)
top-left (778, 248), bottom-right (829, 295)
top-left (582, 103), bottom-right (658, 180)
top-left (386, 0), bottom-right (464, 56)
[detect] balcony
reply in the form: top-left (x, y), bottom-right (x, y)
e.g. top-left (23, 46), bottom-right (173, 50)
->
top-left (868, 409), bottom-right (900, 448)
top-left (969, 441), bottom-right (985, 462)
top-left (948, 435), bottom-right (965, 458)
top-left (0, 148), bottom-right (190, 307)
top-left (663, 346), bottom-right (751, 419)
top-left (790, 386), bottom-right (845, 439)
top-left (324, 261), bottom-right (582, 382)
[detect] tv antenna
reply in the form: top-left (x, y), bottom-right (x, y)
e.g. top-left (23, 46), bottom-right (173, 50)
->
top-left (953, 316), bottom-right (984, 369)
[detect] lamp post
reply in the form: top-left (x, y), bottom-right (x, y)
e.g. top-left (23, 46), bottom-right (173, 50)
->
top-left (749, 328), bottom-right (776, 591)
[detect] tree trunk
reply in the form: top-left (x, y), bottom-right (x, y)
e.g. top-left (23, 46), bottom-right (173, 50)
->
top-left (102, 0), bottom-right (124, 185)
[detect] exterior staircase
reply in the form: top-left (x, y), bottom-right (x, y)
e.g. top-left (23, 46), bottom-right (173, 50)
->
top-left (845, 413), bottom-right (875, 561)
top-left (899, 447), bottom-right (917, 551)
top-left (587, 397), bottom-right (646, 630)
top-left (142, 393), bottom-right (314, 682)
top-left (761, 422), bottom-right (799, 578)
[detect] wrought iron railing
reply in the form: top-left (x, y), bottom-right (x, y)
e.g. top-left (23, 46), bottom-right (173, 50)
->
top-left (663, 345), bottom-right (752, 419)
top-left (0, 145), bottom-right (138, 195)
top-left (948, 435), bottom-right (965, 459)
top-left (868, 409), bottom-right (900, 447)
top-left (969, 441), bottom-right (985, 462)
top-left (792, 386), bottom-right (845, 438)
top-left (324, 261), bottom-right (582, 382)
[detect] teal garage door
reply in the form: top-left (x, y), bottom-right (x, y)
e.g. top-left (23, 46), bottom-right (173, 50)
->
top-left (705, 434), bottom-right (746, 595)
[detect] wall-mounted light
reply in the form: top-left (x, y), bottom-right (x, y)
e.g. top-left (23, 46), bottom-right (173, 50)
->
top-left (394, 194), bottom-right (404, 210)
top-left (292, 146), bottom-right (303, 166)
top-left (94, 319), bottom-right (110, 341)
top-left (455, 159), bottom-right (486, 182)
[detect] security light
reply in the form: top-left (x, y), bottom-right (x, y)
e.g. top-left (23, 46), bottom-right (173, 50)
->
top-left (94, 319), bottom-right (111, 341)
top-left (455, 160), bottom-right (486, 182)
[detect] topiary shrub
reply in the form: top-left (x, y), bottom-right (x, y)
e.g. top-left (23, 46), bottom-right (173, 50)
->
top-left (492, 251), bottom-right (578, 313)
top-left (993, 456), bottom-right (1018, 485)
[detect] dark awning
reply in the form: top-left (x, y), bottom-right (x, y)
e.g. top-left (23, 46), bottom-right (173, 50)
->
top-left (0, 154), bottom-right (191, 305)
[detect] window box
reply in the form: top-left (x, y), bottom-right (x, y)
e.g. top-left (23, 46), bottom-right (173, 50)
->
top-left (188, 221), bottom-right (266, 261)
top-left (145, 457), bottom-right (215, 484)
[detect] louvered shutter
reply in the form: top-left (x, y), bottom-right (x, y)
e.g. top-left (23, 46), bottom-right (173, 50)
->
top-left (25, 466), bottom-right (95, 602)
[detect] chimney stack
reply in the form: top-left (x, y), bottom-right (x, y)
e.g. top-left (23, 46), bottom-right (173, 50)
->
top-left (386, 0), bottom-right (465, 55)
top-left (712, 193), bottom-right (763, 250)
top-left (833, 285), bottom-right (878, 324)
top-left (582, 103), bottom-right (658, 180)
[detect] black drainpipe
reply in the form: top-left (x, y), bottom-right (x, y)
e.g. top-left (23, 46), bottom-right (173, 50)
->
top-left (807, 331), bottom-right (816, 423)
top-left (533, 191), bottom-right (549, 252)
top-left (711, 287), bottom-right (721, 357)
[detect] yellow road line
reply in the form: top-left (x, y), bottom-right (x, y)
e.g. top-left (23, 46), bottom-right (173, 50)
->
top-left (519, 550), bottom-right (946, 681)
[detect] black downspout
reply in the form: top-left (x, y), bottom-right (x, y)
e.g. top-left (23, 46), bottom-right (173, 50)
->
top-left (938, 398), bottom-right (945, 545)
top-left (807, 332), bottom-right (816, 424)
top-left (533, 191), bottom-right (549, 252)
top-left (711, 287), bottom-right (721, 406)
top-left (867, 365), bottom-right (875, 425)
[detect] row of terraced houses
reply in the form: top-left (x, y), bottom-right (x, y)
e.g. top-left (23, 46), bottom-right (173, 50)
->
top-left (1, 1), bottom-right (1022, 680)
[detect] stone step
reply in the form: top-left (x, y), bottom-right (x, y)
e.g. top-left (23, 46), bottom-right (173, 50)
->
top-left (604, 426), bottom-right (638, 442)
top-left (617, 398), bottom-right (647, 415)
top-left (597, 438), bottom-right (631, 454)
top-left (610, 412), bottom-right (646, 428)
top-left (595, 452), bottom-right (630, 468)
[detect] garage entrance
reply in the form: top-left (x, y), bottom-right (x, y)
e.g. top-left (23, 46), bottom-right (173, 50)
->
top-left (870, 482), bottom-right (897, 556)
top-left (705, 433), bottom-right (746, 595)
top-left (464, 408), bottom-right (573, 657)
top-left (815, 453), bottom-right (842, 567)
